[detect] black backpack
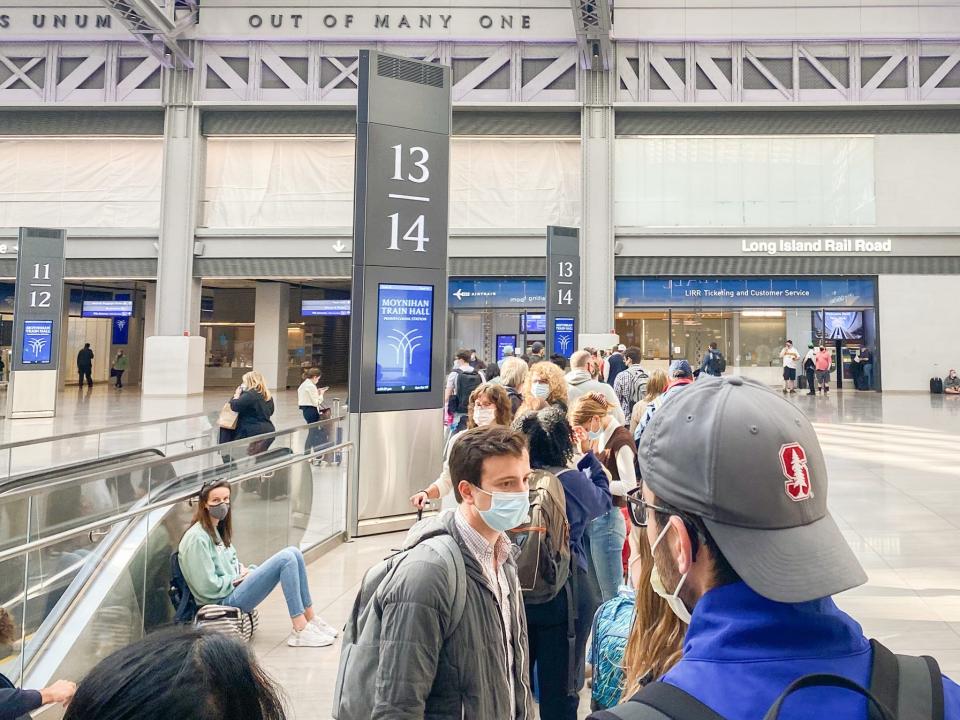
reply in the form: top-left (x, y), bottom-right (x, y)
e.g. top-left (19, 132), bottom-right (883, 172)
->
top-left (169, 552), bottom-right (199, 623)
top-left (448, 369), bottom-right (482, 414)
top-left (931, 377), bottom-right (944, 394)
top-left (591, 639), bottom-right (943, 720)
top-left (714, 352), bottom-right (726, 373)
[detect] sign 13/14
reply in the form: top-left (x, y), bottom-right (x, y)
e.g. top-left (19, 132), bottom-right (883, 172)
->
top-left (387, 143), bottom-right (432, 253)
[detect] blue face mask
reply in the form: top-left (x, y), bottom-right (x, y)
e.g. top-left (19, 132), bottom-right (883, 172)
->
top-left (474, 488), bottom-right (530, 533)
top-left (530, 382), bottom-right (550, 399)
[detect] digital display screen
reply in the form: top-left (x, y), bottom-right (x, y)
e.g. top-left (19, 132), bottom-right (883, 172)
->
top-left (375, 283), bottom-right (434, 394)
top-left (520, 313), bottom-right (546, 334)
top-left (553, 317), bottom-right (575, 357)
top-left (82, 300), bottom-right (133, 318)
top-left (496, 334), bottom-right (517, 361)
top-left (21, 320), bottom-right (53, 365)
top-left (302, 299), bottom-right (351, 317)
top-left (813, 311), bottom-right (864, 341)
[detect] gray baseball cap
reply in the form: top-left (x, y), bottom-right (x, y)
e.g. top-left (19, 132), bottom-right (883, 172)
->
top-left (637, 375), bottom-right (866, 603)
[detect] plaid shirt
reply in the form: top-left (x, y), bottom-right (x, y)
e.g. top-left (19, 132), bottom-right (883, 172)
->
top-left (455, 508), bottom-right (518, 716)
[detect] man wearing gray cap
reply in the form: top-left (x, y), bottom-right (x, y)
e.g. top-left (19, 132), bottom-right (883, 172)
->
top-left (591, 376), bottom-right (960, 720)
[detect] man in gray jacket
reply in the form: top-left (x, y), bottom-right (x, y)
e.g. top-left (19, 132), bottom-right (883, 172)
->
top-left (371, 426), bottom-right (534, 719)
top-left (566, 350), bottom-right (626, 424)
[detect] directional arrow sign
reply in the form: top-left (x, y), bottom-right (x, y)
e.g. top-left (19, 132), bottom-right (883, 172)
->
top-left (332, 240), bottom-right (348, 253)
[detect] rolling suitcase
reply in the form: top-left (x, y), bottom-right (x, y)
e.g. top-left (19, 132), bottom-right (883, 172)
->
top-left (930, 377), bottom-right (944, 394)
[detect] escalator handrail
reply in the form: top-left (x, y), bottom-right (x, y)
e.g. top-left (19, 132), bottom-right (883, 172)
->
top-left (0, 409), bottom-right (217, 453)
top-left (0, 414), bottom-right (346, 502)
top-left (0, 447), bottom-right (167, 497)
top-left (0, 440), bottom-right (354, 565)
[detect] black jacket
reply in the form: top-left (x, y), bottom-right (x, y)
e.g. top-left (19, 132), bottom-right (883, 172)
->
top-left (0, 685), bottom-right (41, 720)
top-left (76, 348), bottom-right (94, 370)
top-left (229, 390), bottom-right (275, 440)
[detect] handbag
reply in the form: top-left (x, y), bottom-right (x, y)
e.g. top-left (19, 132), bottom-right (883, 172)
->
top-left (218, 402), bottom-right (239, 430)
top-left (194, 604), bottom-right (259, 642)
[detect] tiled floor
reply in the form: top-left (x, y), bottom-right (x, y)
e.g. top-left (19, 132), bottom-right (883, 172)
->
top-left (251, 390), bottom-right (960, 719)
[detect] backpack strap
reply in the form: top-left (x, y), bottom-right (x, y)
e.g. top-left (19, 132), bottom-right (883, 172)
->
top-left (869, 639), bottom-right (945, 720)
top-left (597, 683), bottom-right (725, 720)
top-left (422, 535), bottom-right (467, 641)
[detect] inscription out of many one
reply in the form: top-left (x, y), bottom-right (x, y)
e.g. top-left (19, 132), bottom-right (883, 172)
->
top-left (246, 13), bottom-right (532, 30)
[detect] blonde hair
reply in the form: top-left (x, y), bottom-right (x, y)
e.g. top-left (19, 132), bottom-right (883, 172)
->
top-left (500, 356), bottom-right (529, 389)
top-left (569, 393), bottom-right (611, 428)
top-left (241, 371), bottom-right (272, 402)
top-left (644, 369), bottom-right (669, 403)
top-left (520, 361), bottom-right (569, 413)
top-left (621, 526), bottom-right (685, 698)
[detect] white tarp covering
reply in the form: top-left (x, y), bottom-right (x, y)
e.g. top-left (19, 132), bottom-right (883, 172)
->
top-left (0, 139), bottom-right (163, 228)
top-left (614, 136), bottom-right (876, 228)
top-left (202, 137), bottom-right (581, 230)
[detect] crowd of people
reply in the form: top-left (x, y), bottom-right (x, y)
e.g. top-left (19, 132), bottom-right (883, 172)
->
top-left (10, 342), bottom-right (959, 720)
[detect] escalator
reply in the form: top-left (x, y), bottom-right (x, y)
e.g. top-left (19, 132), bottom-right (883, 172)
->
top-left (0, 419), bottom-right (350, 716)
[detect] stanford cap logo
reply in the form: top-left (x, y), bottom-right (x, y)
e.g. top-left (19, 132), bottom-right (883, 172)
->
top-left (780, 443), bottom-right (813, 501)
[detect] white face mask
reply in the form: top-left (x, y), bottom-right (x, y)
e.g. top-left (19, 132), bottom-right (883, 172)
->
top-left (531, 382), bottom-right (550, 399)
top-left (473, 406), bottom-right (496, 426)
top-left (649, 522), bottom-right (692, 624)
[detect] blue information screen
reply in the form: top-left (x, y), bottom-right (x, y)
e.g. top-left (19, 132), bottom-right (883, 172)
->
top-left (302, 299), bottom-right (351, 317)
top-left (813, 310), bottom-right (864, 341)
top-left (496, 334), bottom-right (517, 361)
top-left (82, 300), bottom-right (133, 318)
top-left (553, 317), bottom-right (575, 357)
top-left (375, 283), bottom-right (434, 394)
top-left (521, 313), bottom-right (546, 334)
top-left (21, 320), bottom-right (53, 365)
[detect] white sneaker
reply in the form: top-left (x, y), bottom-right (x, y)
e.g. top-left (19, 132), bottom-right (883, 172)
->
top-left (287, 624), bottom-right (334, 647)
top-left (310, 617), bottom-right (339, 638)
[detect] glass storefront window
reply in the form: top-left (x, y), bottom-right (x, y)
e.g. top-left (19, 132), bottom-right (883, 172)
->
top-left (202, 324), bottom-right (254, 387)
top-left (739, 312), bottom-right (786, 368)
top-left (614, 311), bottom-right (669, 361)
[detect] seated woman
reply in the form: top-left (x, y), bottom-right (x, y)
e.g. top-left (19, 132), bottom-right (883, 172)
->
top-left (410, 383), bottom-right (512, 510)
top-left (946, 369), bottom-right (960, 395)
top-left (588, 522), bottom-right (685, 710)
top-left (178, 480), bottom-right (336, 648)
top-left (64, 626), bottom-right (286, 720)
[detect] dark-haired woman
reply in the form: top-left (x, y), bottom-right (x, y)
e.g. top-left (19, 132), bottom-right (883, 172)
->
top-left (410, 383), bottom-right (513, 510)
top-left (513, 407), bottom-right (612, 720)
top-left (178, 481), bottom-right (336, 647)
top-left (63, 626), bottom-right (286, 720)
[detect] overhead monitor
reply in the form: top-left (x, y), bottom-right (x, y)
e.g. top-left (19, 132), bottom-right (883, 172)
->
top-left (82, 300), bottom-right (133, 318)
top-left (520, 313), bottom-right (546, 334)
top-left (553, 317), bottom-right (575, 357)
top-left (496, 334), bottom-right (517, 361)
top-left (302, 299), bottom-right (351, 317)
top-left (21, 320), bottom-right (53, 365)
top-left (813, 310), bottom-right (864, 341)
top-left (375, 283), bottom-right (434, 394)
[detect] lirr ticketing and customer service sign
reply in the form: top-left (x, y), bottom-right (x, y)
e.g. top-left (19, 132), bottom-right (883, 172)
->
top-left (349, 51), bottom-right (451, 414)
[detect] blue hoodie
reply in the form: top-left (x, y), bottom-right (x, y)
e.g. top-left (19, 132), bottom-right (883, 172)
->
top-left (624, 581), bottom-right (960, 719)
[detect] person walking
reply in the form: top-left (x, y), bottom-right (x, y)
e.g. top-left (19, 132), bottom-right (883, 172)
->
top-left (297, 368), bottom-right (328, 456)
top-left (815, 345), bottom-right (832, 394)
top-left (230, 371), bottom-right (276, 455)
top-left (779, 340), bottom-right (800, 394)
top-left (859, 346), bottom-right (874, 390)
top-left (77, 343), bottom-right (94, 388)
top-left (445, 349), bottom-right (483, 437)
top-left (111, 350), bottom-right (128, 389)
top-left (802, 343), bottom-right (817, 396)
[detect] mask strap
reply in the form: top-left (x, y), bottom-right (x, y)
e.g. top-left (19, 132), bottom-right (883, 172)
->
top-left (651, 521), bottom-right (672, 553)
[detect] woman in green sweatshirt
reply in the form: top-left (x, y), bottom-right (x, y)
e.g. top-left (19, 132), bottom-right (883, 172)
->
top-left (111, 351), bottom-right (129, 389)
top-left (178, 480), bottom-right (338, 648)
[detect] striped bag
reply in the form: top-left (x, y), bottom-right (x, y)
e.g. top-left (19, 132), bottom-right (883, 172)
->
top-left (194, 604), bottom-right (259, 642)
